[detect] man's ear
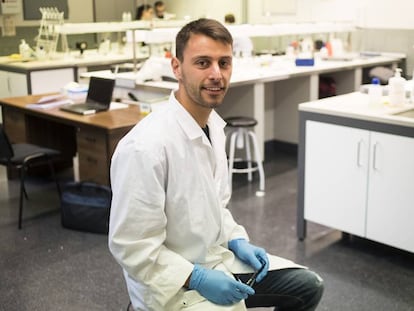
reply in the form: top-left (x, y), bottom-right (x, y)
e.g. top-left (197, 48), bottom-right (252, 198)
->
top-left (171, 57), bottom-right (181, 80)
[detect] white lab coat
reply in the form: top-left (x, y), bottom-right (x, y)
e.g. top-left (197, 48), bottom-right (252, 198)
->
top-left (109, 92), bottom-right (301, 311)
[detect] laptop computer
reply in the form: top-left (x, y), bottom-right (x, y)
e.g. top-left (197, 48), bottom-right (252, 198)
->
top-left (60, 76), bottom-right (115, 115)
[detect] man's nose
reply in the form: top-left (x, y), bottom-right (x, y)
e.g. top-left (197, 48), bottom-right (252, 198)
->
top-left (209, 63), bottom-right (222, 80)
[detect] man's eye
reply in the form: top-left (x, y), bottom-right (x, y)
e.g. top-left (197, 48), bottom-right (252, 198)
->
top-left (196, 60), bottom-right (209, 67)
top-left (220, 60), bottom-right (231, 68)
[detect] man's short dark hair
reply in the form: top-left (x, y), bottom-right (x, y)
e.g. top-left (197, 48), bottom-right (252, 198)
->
top-left (224, 14), bottom-right (235, 24)
top-left (175, 18), bottom-right (233, 62)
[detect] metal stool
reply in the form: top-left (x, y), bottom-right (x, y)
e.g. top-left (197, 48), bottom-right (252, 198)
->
top-left (225, 116), bottom-right (265, 197)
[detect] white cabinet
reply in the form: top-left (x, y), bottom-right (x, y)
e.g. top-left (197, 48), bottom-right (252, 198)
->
top-left (0, 70), bottom-right (28, 98)
top-left (0, 68), bottom-right (75, 99)
top-left (304, 121), bottom-right (414, 253)
top-left (366, 132), bottom-right (414, 253)
top-left (0, 71), bottom-right (28, 122)
top-left (30, 68), bottom-right (74, 94)
top-left (0, 71), bottom-right (8, 98)
top-left (304, 121), bottom-right (369, 236)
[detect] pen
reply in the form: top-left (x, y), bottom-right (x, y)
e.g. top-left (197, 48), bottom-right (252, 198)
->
top-left (246, 270), bottom-right (260, 287)
top-left (128, 92), bottom-right (139, 102)
top-left (246, 260), bottom-right (266, 287)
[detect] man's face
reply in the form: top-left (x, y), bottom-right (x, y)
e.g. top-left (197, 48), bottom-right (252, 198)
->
top-left (142, 8), bottom-right (154, 20)
top-left (155, 4), bottom-right (165, 18)
top-left (172, 34), bottom-right (233, 110)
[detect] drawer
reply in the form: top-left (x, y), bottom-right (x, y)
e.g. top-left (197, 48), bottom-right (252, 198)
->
top-left (78, 152), bottom-right (109, 185)
top-left (77, 127), bottom-right (110, 185)
top-left (77, 127), bottom-right (107, 154)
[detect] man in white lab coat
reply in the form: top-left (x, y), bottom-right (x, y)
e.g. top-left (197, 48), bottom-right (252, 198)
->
top-left (109, 18), bottom-right (323, 311)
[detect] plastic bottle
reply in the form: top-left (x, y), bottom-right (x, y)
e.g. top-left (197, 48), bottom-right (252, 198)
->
top-left (388, 68), bottom-right (406, 106)
top-left (19, 40), bottom-right (31, 59)
top-left (368, 77), bottom-right (382, 107)
top-left (36, 45), bottom-right (46, 60)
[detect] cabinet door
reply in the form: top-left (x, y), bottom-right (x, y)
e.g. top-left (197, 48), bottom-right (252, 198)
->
top-left (366, 132), bottom-right (414, 253)
top-left (304, 121), bottom-right (370, 236)
top-left (8, 72), bottom-right (28, 96)
top-left (0, 70), bottom-right (9, 98)
top-left (0, 70), bottom-right (28, 97)
top-left (30, 68), bottom-right (74, 94)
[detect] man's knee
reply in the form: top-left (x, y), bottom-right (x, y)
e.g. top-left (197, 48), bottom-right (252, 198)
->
top-left (299, 269), bottom-right (324, 308)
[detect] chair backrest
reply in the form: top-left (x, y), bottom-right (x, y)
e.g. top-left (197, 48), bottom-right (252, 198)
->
top-left (0, 125), bottom-right (14, 161)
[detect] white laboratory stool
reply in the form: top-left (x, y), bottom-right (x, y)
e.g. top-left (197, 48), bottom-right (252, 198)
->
top-left (225, 116), bottom-right (265, 197)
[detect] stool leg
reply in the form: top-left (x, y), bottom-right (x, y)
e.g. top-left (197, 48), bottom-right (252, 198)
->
top-left (236, 128), bottom-right (244, 149)
top-left (244, 129), bottom-right (253, 182)
top-left (228, 131), bottom-right (238, 195)
top-left (248, 131), bottom-right (265, 196)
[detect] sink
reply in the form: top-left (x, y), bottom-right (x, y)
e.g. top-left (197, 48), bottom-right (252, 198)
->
top-left (393, 109), bottom-right (414, 118)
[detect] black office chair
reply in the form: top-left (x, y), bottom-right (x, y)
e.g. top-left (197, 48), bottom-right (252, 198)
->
top-left (0, 125), bottom-right (61, 229)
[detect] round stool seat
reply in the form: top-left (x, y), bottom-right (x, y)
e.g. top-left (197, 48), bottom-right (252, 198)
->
top-left (225, 116), bottom-right (257, 128)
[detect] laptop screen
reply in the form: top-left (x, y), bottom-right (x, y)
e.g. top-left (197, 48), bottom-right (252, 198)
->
top-left (86, 76), bottom-right (115, 108)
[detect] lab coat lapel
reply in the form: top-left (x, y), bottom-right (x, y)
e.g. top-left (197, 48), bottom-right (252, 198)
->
top-left (207, 111), bottom-right (229, 193)
top-left (171, 100), bottom-right (222, 182)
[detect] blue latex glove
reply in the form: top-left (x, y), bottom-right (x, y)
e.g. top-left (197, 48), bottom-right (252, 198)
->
top-left (188, 264), bottom-right (255, 305)
top-left (228, 239), bottom-right (269, 283)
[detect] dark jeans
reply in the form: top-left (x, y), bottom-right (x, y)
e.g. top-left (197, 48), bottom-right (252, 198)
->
top-left (235, 268), bottom-right (324, 311)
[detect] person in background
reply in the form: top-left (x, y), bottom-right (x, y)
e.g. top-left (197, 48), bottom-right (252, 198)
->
top-left (154, 1), bottom-right (175, 20)
top-left (135, 4), bottom-right (153, 20)
top-left (109, 18), bottom-right (324, 311)
top-left (224, 13), bottom-right (236, 24)
top-left (224, 13), bottom-right (254, 57)
top-left (154, 1), bottom-right (166, 19)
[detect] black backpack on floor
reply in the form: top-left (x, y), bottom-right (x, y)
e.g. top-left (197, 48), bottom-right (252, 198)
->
top-left (60, 182), bottom-right (111, 234)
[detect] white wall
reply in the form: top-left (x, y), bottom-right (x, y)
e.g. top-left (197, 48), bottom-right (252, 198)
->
top-left (359, 0), bottom-right (414, 29)
top-left (247, 0), bottom-right (414, 29)
top-left (248, 0), bottom-right (360, 24)
top-left (163, 0), bottom-right (243, 24)
top-left (5, 0), bottom-right (414, 29)
top-left (7, 0), bottom-right (414, 29)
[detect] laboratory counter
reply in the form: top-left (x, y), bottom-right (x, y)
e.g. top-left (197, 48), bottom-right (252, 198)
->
top-left (0, 51), bottom-right (136, 72)
top-left (0, 50), bottom-right (146, 96)
top-left (297, 91), bottom-right (414, 254)
top-left (90, 52), bottom-right (404, 157)
top-left (298, 91), bottom-right (414, 128)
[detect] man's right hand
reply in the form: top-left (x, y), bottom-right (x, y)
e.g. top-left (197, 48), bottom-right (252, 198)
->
top-left (188, 264), bottom-right (255, 305)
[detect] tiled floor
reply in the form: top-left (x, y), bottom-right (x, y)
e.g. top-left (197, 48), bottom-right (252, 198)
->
top-left (0, 150), bottom-right (413, 311)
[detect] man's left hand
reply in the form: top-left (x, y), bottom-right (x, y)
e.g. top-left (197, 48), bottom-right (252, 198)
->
top-left (228, 239), bottom-right (269, 282)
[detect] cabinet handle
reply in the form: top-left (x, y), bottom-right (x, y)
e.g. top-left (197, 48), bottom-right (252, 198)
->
top-left (85, 136), bottom-right (96, 143)
top-left (372, 142), bottom-right (379, 170)
top-left (357, 140), bottom-right (363, 167)
top-left (7, 77), bottom-right (11, 93)
top-left (86, 156), bottom-right (98, 164)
